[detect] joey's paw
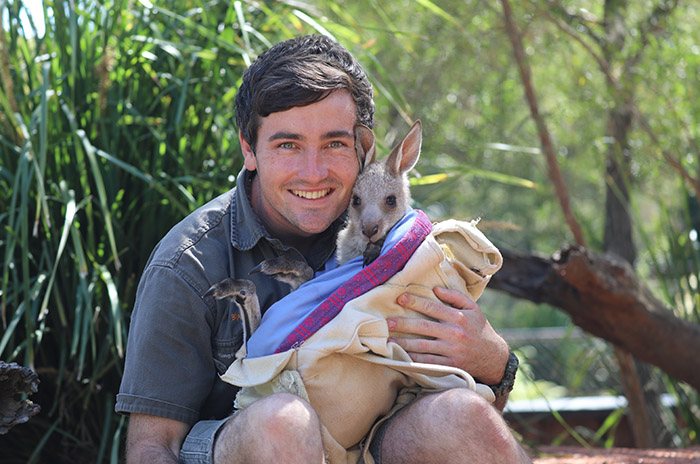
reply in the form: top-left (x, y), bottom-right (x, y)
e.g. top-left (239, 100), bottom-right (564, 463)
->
top-left (362, 240), bottom-right (384, 267)
top-left (251, 256), bottom-right (313, 290)
top-left (204, 278), bottom-right (256, 301)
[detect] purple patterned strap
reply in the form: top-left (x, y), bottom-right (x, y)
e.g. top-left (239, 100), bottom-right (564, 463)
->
top-left (274, 210), bottom-right (433, 353)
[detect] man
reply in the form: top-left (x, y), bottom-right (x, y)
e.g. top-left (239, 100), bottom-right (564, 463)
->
top-left (116, 34), bottom-right (531, 463)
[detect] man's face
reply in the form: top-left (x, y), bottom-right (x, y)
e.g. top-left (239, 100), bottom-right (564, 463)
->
top-left (240, 89), bottom-right (360, 241)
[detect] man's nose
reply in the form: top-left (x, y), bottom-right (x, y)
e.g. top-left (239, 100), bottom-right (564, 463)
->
top-left (298, 148), bottom-right (329, 181)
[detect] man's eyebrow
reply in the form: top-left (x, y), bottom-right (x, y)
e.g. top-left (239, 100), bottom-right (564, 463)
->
top-left (267, 130), bottom-right (354, 142)
top-left (268, 131), bottom-right (302, 141)
top-left (324, 130), bottom-right (354, 139)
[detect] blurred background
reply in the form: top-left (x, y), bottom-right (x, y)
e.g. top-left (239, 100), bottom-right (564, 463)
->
top-left (1, 0), bottom-right (699, 461)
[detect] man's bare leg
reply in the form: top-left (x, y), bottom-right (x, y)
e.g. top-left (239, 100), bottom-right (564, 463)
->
top-left (380, 388), bottom-right (531, 464)
top-left (213, 393), bottom-right (325, 464)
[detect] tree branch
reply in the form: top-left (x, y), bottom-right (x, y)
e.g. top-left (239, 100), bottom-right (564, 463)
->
top-left (535, 5), bottom-right (616, 89)
top-left (633, 107), bottom-right (700, 200)
top-left (490, 246), bottom-right (700, 392)
top-left (539, 0), bottom-right (605, 48)
top-left (628, 0), bottom-right (680, 69)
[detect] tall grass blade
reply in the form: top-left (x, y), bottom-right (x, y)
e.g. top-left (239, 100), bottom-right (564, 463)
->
top-left (37, 187), bottom-right (76, 324)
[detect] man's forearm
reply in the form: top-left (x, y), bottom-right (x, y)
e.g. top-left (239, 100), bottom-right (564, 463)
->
top-left (125, 413), bottom-right (189, 464)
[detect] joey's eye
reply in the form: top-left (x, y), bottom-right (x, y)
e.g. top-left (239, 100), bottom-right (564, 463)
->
top-left (352, 195), bottom-right (361, 207)
top-left (386, 195), bottom-right (396, 207)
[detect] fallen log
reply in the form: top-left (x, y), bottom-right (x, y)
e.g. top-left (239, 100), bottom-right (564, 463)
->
top-left (489, 245), bottom-right (700, 391)
top-left (0, 361), bottom-right (40, 434)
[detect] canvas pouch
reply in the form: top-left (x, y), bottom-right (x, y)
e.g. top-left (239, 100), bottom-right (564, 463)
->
top-left (221, 217), bottom-right (502, 463)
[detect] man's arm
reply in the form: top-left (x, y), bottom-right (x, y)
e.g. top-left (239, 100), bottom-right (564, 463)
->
top-left (126, 413), bottom-right (190, 464)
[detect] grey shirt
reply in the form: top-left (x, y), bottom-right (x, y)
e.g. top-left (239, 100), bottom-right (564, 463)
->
top-left (115, 169), bottom-right (340, 425)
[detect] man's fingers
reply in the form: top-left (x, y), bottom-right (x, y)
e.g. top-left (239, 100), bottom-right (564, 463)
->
top-left (388, 314), bottom-right (467, 340)
top-left (433, 286), bottom-right (480, 311)
top-left (389, 336), bottom-right (451, 359)
top-left (396, 291), bottom-right (459, 322)
top-left (405, 352), bottom-right (453, 366)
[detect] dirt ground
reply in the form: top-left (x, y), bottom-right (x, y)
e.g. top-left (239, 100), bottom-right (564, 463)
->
top-left (530, 446), bottom-right (700, 463)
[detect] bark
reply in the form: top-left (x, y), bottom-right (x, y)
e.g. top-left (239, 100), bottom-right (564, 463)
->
top-left (489, 246), bottom-right (700, 392)
top-left (0, 361), bottom-right (41, 434)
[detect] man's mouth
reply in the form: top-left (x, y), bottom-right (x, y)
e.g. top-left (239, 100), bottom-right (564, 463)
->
top-left (290, 189), bottom-right (332, 200)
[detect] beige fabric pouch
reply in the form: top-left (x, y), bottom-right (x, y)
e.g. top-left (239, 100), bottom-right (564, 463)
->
top-left (221, 218), bottom-right (502, 463)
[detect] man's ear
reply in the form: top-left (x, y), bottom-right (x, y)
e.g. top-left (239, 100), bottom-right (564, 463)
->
top-left (239, 130), bottom-right (257, 171)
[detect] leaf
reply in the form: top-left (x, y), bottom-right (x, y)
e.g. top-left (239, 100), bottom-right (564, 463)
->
top-left (412, 0), bottom-right (463, 30)
top-left (410, 173), bottom-right (449, 186)
top-left (457, 166), bottom-right (539, 189)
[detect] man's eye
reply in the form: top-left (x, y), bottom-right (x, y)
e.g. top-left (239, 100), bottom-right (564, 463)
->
top-left (328, 141), bottom-right (345, 148)
top-left (279, 142), bottom-right (295, 149)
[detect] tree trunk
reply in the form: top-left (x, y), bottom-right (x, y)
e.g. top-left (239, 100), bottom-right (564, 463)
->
top-left (599, 0), bottom-right (670, 447)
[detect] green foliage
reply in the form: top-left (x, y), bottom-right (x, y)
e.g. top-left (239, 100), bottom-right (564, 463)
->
top-left (2, 0), bottom-right (700, 459)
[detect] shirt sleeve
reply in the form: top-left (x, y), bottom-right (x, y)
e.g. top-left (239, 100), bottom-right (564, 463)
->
top-left (115, 264), bottom-right (225, 425)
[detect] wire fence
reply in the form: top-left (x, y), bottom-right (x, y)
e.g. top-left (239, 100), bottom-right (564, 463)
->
top-left (502, 326), bottom-right (624, 397)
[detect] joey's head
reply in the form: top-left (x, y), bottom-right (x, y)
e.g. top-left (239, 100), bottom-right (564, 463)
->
top-left (203, 278), bottom-right (257, 304)
top-left (349, 121), bottom-right (422, 243)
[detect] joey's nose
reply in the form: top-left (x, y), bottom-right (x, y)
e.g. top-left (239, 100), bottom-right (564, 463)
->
top-left (362, 224), bottom-right (379, 240)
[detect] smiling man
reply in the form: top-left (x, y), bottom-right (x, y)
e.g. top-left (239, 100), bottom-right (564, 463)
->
top-left (116, 34), bottom-right (531, 464)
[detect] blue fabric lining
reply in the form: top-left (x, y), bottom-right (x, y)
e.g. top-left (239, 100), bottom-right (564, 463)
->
top-left (246, 209), bottom-right (420, 358)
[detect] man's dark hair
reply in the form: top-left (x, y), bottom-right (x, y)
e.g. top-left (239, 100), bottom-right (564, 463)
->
top-left (235, 34), bottom-right (375, 151)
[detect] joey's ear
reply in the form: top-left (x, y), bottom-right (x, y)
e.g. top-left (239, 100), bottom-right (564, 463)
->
top-left (239, 130), bottom-right (257, 171)
top-left (386, 120), bottom-right (422, 176)
top-left (354, 124), bottom-right (376, 171)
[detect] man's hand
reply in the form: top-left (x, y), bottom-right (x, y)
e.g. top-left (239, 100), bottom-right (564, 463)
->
top-left (387, 286), bottom-right (509, 385)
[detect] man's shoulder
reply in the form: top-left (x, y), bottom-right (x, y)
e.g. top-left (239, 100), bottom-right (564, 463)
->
top-left (150, 189), bottom-right (236, 269)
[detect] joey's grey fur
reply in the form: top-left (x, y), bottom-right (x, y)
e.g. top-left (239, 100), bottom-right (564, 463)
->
top-left (336, 120), bottom-right (422, 266)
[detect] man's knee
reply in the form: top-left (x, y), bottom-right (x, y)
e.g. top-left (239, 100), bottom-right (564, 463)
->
top-left (410, 389), bottom-right (515, 444)
top-left (381, 388), bottom-right (530, 463)
top-left (423, 388), bottom-right (495, 426)
top-left (243, 393), bottom-right (322, 438)
top-left (427, 388), bottom-right (531, 461)
top-left (214, 393), bottom-right (325, 464)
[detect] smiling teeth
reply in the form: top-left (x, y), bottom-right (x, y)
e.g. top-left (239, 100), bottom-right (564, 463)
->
top-left (292, 189), bottom-right (331, 199)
